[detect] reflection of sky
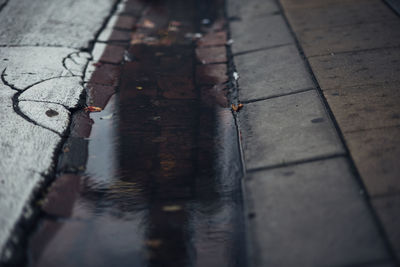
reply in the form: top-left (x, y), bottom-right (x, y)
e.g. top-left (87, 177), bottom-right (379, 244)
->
top-left (86, 95), bottom-right (118, 186)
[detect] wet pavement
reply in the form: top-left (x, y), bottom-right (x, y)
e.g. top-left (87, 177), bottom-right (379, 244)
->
top-left (24, 0), bottom-right (246, 266)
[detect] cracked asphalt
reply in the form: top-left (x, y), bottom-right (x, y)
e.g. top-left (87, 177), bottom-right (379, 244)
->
top-left (0, 0), bottom-right (117, 258)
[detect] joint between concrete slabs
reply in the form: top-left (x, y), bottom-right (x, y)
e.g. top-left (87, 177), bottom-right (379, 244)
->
top-left (240, 87), bottom-right (315, 104)
top-left (246, 153), bottom-right (347, 174)
top-left (232, 42), bottom-right (294, 57)
top-left (306, 44), bottom-right (400, 59)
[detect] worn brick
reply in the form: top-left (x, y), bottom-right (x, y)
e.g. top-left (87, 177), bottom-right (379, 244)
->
top-left (309, 48), bottom-right (400, 90)
top-left (196, 46), bottom-right (227, 64)
top-left (69, 111), bottom-right (93, 138)
top-left (91, 43), bottom-right (125, 64)
top-left (158, 75), bottom-right (196, 99)
top-left (196, 64), bottom-right (228, 85)
top-left (200, 84), bottom-right (229, 108)
top-left (236, 44), bottom-right (314, 101)
top-left (246, 158), bottom-right (389, 267)
top-left (86, 83), bottom-right (116, 109)
top-left (372, 195), bottom-right (400, 259)
top-left (298, 20), bottom-right (400, 57)
top-left (324, 83), bottom-right (400, 133)
top-left (98, 28), bottom-right (131, 43)
top-left (42, 174), bottom-right (88, 218)
top-left (345, 126), bottom-right (400, 197)
top-left (197, 31), bottom-right (227, 47)
top-left (85, 62), bottom-right (121, 86)
top-left (114, 15), bottom-right (137, 30)
top-left (239, 90), bottom-right (344, 170)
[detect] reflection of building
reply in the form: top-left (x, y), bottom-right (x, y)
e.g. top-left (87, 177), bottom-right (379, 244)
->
top-left (28, 0), bottom-right (245, 266)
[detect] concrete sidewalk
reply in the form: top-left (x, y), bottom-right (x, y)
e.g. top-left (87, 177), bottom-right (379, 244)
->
top-left (228, 0), bottom-right (400, 266)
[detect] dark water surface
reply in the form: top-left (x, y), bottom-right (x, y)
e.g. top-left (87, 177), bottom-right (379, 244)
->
top-left (27, 0), bottom-right (246, 266)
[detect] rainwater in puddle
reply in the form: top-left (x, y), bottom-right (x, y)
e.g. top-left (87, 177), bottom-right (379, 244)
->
top-left (26, 0), bottom-right (246, 266)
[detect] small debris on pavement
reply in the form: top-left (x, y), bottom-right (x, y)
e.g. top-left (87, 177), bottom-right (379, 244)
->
top-left (141, 19), bottom-right (155, 29)
top-left (185, 32), bottom-right (202, 40)
top-left (231, 103), bottom-right (243, 112)
top-left (92, 62), bottom-right (103, 67)
top-left (136, 86), bottom-right (143, 90)
top-left (124, 50), bottom-right (133, 62)
top-left (227, 39), bottom-right (234, 45)
top-left (233, 72), bottom-right (239, 80)
top-left (84, 106), bottom-right (102, 112)
top-left (201, 18), bottom-right (211, 25)
top-left (45, 109), bottom-right (59, 117)
top-left (146, 239), bottom-right (163, 248)
top-left (162, 205), bottom-right (183, 212)
top-left (100, 114), bottom-right (113, 120)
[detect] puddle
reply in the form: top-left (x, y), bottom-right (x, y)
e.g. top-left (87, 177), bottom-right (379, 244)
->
top-left (26, 0), bottom-right (246, 266)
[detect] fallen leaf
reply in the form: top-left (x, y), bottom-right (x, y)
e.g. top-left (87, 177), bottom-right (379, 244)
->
top-left (92, 62), bottom-right (103, 67)
top-left (84, 106), bottom-right (102, 112)
top-left (141, 19), bottom-right (155, 29)
top-left (170, 20), bottom-right (182, 27)
top-left (231, 103), bottom-right (244, 112)
top-left (146, 239), bottom-right (163, 248)
top-left (162, 205), bottom-right (182, 212)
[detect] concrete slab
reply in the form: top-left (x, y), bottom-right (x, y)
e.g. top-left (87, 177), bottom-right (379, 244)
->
top-left (227, 0), bottom-right (279, 20)
top-left (230, 15), bottom-right (294, 54)
top-left (298, 20), bottom-right (400, 57)
top-left (0, 0), bottom-right (116, 48)
top-left (0, 47), bottom-right (77, 90)
top-left (372, 195), bottom-right (400, 260)
top-left (19, 101), bottom-right (70, 135)
top-left (0, 88), bottom-right (62, 257)
top-left (245, 158), bottom-right (389, 267)
top-left (19, 77), bottom-right (83, 109)
top-left (283, 0), bottom-right (398, 32)
top-left (238, 90), bottom-right (344, 170)
top-left (345, 126), bottom-right (400, 197)
top-left (235, 44), bottom-right (315, 101)
top-left (308, 48), bottom-right (400, 90)
top-left (324, 83), bottom-right (400, 133)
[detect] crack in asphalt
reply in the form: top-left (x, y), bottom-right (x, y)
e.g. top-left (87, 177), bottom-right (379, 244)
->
top-left (1, 68), bottom-right (21, 92)
top-left (62, 51), bottom-right (91, 77)
top-left (0, 44), bottom-right (77, 49)
top-left (19, 99), bottom-right (70, 110)
top-left (0, 0), bottom-right (9, 14)
top-left (11, 92), bottom-right (63, 137)
top-left (1, 70), bottom-right (76, 137)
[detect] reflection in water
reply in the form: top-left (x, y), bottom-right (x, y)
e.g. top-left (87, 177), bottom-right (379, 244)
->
top-left (27, 0), bottom-right (245, 266)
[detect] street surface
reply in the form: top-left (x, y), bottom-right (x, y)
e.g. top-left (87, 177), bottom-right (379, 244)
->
top-left (0, 0), bottom-right (399, 266)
